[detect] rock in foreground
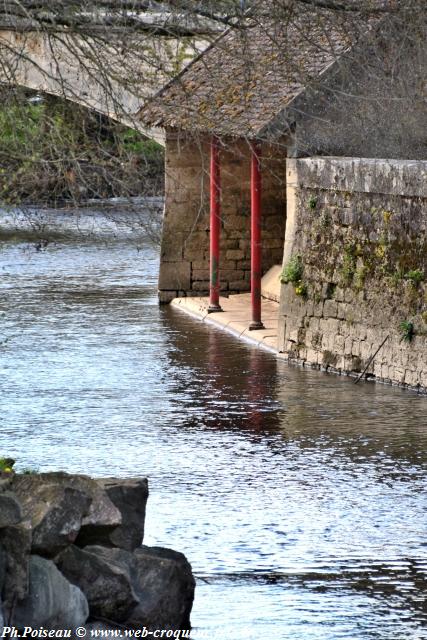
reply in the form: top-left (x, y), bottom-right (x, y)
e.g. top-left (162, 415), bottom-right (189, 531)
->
top-left (12, 555), bottom-right (89, 628)
top-left (0, 471), bottom-right (194, 632)
top-left (57, 544), bottom-right (194, 629)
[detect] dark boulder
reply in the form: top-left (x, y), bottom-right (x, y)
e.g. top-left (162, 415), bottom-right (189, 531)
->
top-left (11, 555), bottom-right (88, 629)
top-left (0, 522), bottom-right (32, 613)
top-left (124, 546), bottom-right (195, 631)
top-left (77, 478), bottom-right (148, 551)
top-left (57, 544), bottom-right (194, 630)
top-left (0, 472), bottom-right (194, 632)
top-left (0, 492), bottom-right (22, 528)
top-left (55, 545), bottom-right (138, 622)
top-left (0, 540), bottom-right (7, 588)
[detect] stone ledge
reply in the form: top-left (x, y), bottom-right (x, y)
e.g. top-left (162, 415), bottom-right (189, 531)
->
top-left (289, 157), bottom-right (427, 197)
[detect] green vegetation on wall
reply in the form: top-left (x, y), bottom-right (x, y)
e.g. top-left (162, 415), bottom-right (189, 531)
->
top-left (294, 188), bottom-right (427, 343)
top-left (281, 254), bottom-right (308, 298)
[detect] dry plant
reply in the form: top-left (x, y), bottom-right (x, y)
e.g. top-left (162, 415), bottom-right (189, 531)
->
top-left (0, 1), bottom-right (424, 240)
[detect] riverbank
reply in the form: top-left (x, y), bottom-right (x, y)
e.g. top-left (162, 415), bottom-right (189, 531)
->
top-left (0, 470), bottom-right (194, 631)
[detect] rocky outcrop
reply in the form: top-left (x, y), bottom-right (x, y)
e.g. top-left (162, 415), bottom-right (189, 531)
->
top-left (0, 472), bottom-right (194, 632)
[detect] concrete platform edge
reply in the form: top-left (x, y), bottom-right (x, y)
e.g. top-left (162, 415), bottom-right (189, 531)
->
top-left (170, 296), bottom-right (279, 355)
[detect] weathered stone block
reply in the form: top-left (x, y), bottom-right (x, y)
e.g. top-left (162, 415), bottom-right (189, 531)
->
top-left (337, 303), bottom-right (349, 320)
top-left (334, 335), bottom-right (345, 351)
top-left (160, 234), bottom-right (185, 261)
top-left (226, 249), bottom-right (245, 260)
top-left (344, 337), bottom-right (353, 355)
top-left (350, 324), bottom-right (367, 341)
top-left (228, 281), bottom-right (250, 291)
top-left (262, 238), bottom-right (284, 249)
top-left (184, 248), bottom-right (206, 262)
top-left (334, 287), bottom-right (345, 302)
top-left (313, 300), bottom-right (324, 317)
top-left (237, 259), bottom-right (252, 269)
top-left (191, 260), bottom-right (209, 270)
top-left (221, 239), bottom-right (240, 250)
top-left (158, 291), bottom-right (177, 304)
top-left (220, 269), bottom-right (244, 281)
top-left (306, 348), bottom-right (320, 364)
top-left (360, 341), bottom-right (372, 360)
top-left (323, 300), bottom-right (338, 318)
top-left (159, 262), bottom-right (191, 291)
top-left (309, 317), bottom-right (320, 331)
top-left (192, 281), bottom-right (211, 291)
top-left (227, 229), bottom-right (249, 239)
top-left (326, 318), bottom-right (340, 334)
top-left (393, 367), bottom-right (406, 383)
top-left (192, 269), bottom-right (210, 280)
top-left (321, 332), bottom-right (331, 351)
top-left (224, 215), bottom-right (249, 231)
top-left (322, 350), bottom-right (338, 367)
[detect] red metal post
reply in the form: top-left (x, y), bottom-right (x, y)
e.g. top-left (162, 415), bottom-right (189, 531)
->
top-left (208, 135), bottom-right (222, 312)
top-left (249, 142), bottom-right (264, 330)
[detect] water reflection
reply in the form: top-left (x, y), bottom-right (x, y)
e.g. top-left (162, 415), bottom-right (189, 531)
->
top-left (0, 229), bottom-right (426, 640)
top-left (162, 308), bottom-right (283, 434)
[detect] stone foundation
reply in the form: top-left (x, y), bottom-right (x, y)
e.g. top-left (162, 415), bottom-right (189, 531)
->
top-left (278, 157), bottom-right (427, 392)
top-left (159, 130), bottom-right (287, 302)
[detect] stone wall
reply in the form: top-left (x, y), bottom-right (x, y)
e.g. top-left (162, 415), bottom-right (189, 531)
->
top-left (159, 130), bottom-right (287, 302)
top-left (278, 157), bottom-right (427, 392)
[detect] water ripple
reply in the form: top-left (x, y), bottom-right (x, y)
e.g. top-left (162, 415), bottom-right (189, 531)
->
top-left (0, 231), bottom-right (426, 640)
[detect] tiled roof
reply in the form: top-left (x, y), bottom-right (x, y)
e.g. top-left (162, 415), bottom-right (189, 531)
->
top-left (138, 3), bottom-right (367, 138)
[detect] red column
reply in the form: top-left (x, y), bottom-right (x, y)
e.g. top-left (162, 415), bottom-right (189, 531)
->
top-left (208, 135), bottom-right (222, 312)
top-left (249, 142), bottom-right (264, 330)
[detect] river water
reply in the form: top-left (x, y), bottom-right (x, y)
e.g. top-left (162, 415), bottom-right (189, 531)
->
top-left (0, 210), bottom-right (426, 639)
